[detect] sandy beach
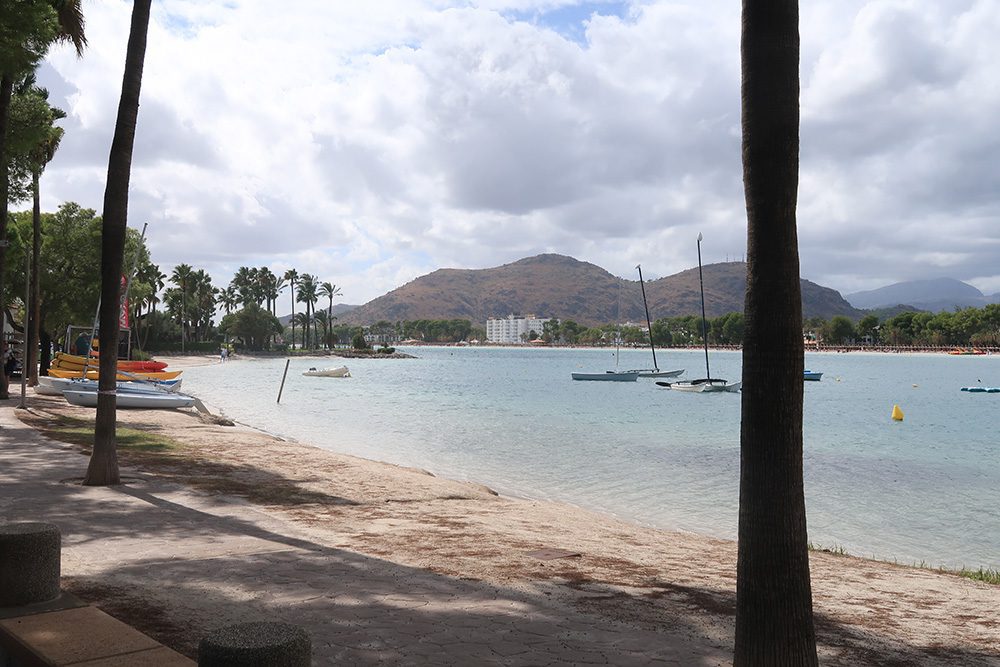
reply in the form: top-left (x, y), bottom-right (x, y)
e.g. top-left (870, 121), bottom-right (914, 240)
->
top-left (4, 354), bottom-right (998, 665)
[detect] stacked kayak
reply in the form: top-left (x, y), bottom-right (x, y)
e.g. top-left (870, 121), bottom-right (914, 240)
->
top-left (48, 352), bottom-right (181, 381)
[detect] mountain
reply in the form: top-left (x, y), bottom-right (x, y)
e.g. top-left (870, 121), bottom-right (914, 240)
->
top-left (845, 278), bottom-right (1000, 312)
top-left (340, 254), bottom-right (860, 327)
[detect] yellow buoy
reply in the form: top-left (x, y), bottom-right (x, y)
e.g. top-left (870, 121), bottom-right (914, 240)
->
top-left (891, 404), bottom-right (904, 421)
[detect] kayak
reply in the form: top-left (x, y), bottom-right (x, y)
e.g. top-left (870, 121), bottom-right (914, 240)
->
top-left (53, 353), bottom-right (168, 372)
top-left (48, 368), bottom-right (182, 381)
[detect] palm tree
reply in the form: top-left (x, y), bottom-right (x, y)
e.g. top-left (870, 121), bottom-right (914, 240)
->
top-left (0, 0), bottom-right (86, 399)
top-left (734, 0), bottom-right (816, 663)
top-left (170, 263), bottom-right (193, 349)
top-left (312, 310), bottom-right (330, 349)
top-left (292, 312), bottom-right (310, 349)
top-left (271, 275), bottom-right (287, 317)
top-left (84, 0), bottom-right (150, 486)
top-left (318, 281), bottom-right (342, 349)
top-left (283, 268), bottom-right (298, 349)
top-left (22, 83), bottom-right (65, 385)
top-left (296, 273), bottom-right (317, 349)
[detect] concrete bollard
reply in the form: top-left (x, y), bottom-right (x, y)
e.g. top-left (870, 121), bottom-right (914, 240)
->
top-left (0, 522), bottom-right (61, 607)
top-left (199, 622), bottom-right (311, 666)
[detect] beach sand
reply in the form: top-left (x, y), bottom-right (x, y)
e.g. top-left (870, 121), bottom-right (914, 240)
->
top-left (6, 354), bottom-right (999, 665)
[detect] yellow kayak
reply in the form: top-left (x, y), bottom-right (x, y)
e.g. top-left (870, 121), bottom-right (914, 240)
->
top-left (48, 368), bottom-right (182, 381)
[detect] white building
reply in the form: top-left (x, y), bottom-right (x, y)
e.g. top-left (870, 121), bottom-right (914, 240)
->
top-left (486, 314), bottom-right (554, 344)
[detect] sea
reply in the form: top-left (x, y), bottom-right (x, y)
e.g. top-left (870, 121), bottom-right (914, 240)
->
top-left (180, 346), bottom-right (1000, 571)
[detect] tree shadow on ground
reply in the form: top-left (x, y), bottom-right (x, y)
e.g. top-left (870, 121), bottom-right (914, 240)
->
top-left (3, 412), bottom-right (997, 666)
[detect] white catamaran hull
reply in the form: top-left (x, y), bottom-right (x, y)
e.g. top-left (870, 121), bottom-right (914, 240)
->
top-left (571, 371), bottom-right (640, 382)
top-left (632, 368), bottom-right (684, 379)
top-left (37, 376), bottom-right (182, 396)
top-left (62, 389), bottom-right (196, 409)
top-left (657, 379), bottom-right (742, 393)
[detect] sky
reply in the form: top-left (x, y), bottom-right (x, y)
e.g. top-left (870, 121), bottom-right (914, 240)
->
top-left (27, 0), bottom-right (1000, 308)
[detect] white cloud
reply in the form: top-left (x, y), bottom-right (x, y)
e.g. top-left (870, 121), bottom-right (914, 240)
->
top-left (24, 0), bottom-right (1000, 308)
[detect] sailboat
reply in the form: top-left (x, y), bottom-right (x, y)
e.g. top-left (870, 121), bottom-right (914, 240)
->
top-left (656, 233), bottom-right (741, 393)
top-left (628, 264), bottom-right (684, 379)
top-left (571, 330), bottom-right (640, 381)
top-left (571, 284), bottom-right (640, 381)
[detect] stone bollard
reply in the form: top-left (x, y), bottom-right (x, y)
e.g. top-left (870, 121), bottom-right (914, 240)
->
top-left (199, 622), bottom-right (311, 666)
top-left (0, 522), bottom-right (61, 607)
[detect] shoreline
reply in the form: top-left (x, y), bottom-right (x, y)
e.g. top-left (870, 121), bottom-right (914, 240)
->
top-left (168, 354), bottom-right (998, 572)
top-left (7, 368), bottom-right (999, 663)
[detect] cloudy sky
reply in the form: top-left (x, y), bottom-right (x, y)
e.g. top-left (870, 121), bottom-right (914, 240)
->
top-left (28, 0), bottom-right (1000, 307)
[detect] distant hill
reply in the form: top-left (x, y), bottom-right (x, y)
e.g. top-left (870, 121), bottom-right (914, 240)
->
top-left (340, 254), bottom-right (860, 327)
top-left (846, 278), bottom-right (999, 312)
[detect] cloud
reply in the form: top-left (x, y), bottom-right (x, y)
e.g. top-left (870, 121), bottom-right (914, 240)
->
top-left (27, 0), bottom-right (1000, 307)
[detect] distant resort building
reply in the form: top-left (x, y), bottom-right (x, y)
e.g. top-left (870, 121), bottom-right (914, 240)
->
top-left (486, 314), bottom-right (554, 344)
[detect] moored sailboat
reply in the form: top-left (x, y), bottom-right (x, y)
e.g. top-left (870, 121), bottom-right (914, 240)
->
top-left (657, 233), bottom-right (740, 393)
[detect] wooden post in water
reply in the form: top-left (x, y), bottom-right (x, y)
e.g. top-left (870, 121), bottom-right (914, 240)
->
top-left (276, 359), bottom-right (291, 403)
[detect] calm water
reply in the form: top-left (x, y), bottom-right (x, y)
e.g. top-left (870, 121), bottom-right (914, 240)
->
top-left (180, 347), bottom-right (999, 570)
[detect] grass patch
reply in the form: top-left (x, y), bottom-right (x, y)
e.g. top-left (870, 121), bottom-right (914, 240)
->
top-left (809, 542), bottom-right (999, 586)
top-left (18, 412), bottom-right (182, 454)
top-left (951, 567), bottom-right (1000, 585)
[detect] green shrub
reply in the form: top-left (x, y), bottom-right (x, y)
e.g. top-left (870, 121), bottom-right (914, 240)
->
top-left (351, 333), bottom-right (369, 350)
top-left (377, 346), bottom-right (396, 354)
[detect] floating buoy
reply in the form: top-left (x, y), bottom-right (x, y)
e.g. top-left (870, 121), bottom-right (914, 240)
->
top-left (891, 404), bottom-right (904, 421)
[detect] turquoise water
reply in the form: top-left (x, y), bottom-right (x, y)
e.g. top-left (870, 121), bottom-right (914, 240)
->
top-left (181, 347), bottom-right (1000, 570)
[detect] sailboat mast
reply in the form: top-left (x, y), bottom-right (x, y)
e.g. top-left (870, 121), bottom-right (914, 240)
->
top-left (636, 264), bottom-right (657, 370)
top-left (697, 233), bottom-right (710, 379)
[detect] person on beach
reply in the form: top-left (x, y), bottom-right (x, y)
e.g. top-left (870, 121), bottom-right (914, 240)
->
top-left (74, 333), bottom-right (91, 357)
top-left (220, 347), bottom-right (229, 363)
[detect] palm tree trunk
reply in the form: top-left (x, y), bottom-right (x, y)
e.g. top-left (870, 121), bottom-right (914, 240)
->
top-left (84, 0), bottom-right (152, 486)
top-left (735, 1), bottom-right (816, 664)
top-left (28, 169), bottom-right (42, 385)
top-left (0, 74), bottom-right (13, 400)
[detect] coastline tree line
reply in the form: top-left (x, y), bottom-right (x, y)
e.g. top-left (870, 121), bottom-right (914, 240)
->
top-left (1, 203), bottom-right (353, 357)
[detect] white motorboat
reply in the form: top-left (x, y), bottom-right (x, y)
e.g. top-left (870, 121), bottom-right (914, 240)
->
top-left (803, 370), bottom-right (823, 381)
top-left (303, 366), bottom-right (351, 377)
top-left (62, 389), bottom-right (196, 409)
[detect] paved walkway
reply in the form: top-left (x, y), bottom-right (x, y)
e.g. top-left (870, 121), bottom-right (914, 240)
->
top-left (0, 405), bottom-right (727, 666)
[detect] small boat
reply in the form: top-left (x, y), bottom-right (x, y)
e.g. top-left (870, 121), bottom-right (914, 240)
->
top-left (656, 378), bottom-right (742, 393)
top-left (803, 370), bottom-right (823, 381)
top-left (949, 348), bottom-right (986, 356)
top-left (62, 389), bottom-right (196, 409)
top-left (660, 234), bottom-right (739, 394)
top-left (961, 386), bottom-right (1000, 393)
top-left (571, 371), bottom-right (640, 382)
top-left (302, 366), bottom-right (351, 377)
top-left (37, 376), bottom-right (182, 396)
top-left (632, 264), bottom-right (684, 380)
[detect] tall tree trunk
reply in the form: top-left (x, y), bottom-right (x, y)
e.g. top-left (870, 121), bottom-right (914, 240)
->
top-left (0, 74), bottom-right (13, 400)
top-left (735, 1), bottom-right (816, 664)
top-left (84, 0), bottom-right (152, 486)
top-left (27, 169), bottom-right (42, 385)
top-left (39, 326), bottom-right (51, 376)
